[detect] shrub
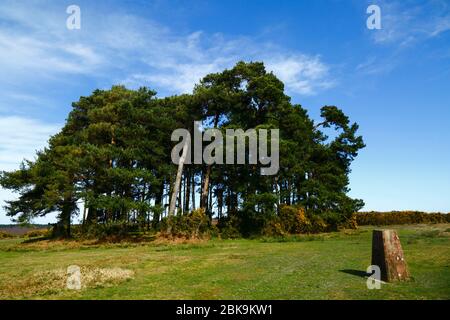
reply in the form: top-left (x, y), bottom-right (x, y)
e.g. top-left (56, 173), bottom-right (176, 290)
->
top-left (356, 211), bottom-right (450, 226)
top-left (278, 205), bottom-right (311, 233)
top-left (307, 215), bottom-right (328, 233)
top-left (217, 215), bottom-right (242, 239)
top-left (81, 221), bottom-right (139, 239)
top-left (261, 219), bottom-right (287, 237)
top-left (24, 229), bottom-right (50, 238)
top-left (0, 231), bottom-right (14, 239)
top-left (234, 193), bottom-right (278, 237)
top-left (339, 213), bottom-right (358, 230)
top-left (263, 205), bottom-right (333, 235)
top-left (161, 208), bottom-right (213, 239)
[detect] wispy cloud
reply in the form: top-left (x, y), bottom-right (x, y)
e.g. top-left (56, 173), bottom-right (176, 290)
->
top-left (122, 34), bottom-right (334, 95)
top-left (0, 1), bottom-right (335, 223)
top-left (0, 116), bottom-right (60, 223)
top-left (355, 56), bottom-right (397, 75)
top-left (0, 1), bottom-right (334, 97)
top-left (0, 33), bottom-right (101, 77)
top-left (0, 116), bottom-right (60, 171)
top-left (371, 0), bottom-right (450, 46)
top-left (355, 0), bottom-right (450, 78)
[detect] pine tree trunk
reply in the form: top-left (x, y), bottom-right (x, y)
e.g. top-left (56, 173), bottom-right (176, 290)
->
top-left (178, 179), bottom-right (183, 215)
top-left (217, 188), bottom-right (223, 219)
top-left (200, 113), bottom-right (219, 210)
top-left (191, 174), bottom-right (196, 210)
top-left (201, 165), bottom-right (211, 209)
top-left (168, 135), bottom-right (190, 218)
top-left (208, 183), bottom-right (213, 217)
top-left (185, 170), bottom-right (190, 212)
top-left (82, 200), bottom-right (87, 226)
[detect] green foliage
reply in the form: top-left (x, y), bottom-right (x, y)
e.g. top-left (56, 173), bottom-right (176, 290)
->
top-left (161, 209), bottom-right (213, 239)
top-left (356, 211), bottom-right (450, 226)
top-left (216, 216), bottom-right (242, 239)
top-left (261, 205), bottom-right (357, 236)
top-left (0, 62), bottom-right (366, 239)
top-left (79, 221), bottom-right (140, 239)
top-left (278, 205), bottom-right (310, 233)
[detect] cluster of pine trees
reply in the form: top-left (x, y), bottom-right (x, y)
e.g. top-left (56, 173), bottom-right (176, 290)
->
top-left (0, 62), bottom-right (365, 238)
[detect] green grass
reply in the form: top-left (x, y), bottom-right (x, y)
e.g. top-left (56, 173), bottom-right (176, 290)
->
top-left (0, 224), bottom-right (449, 300)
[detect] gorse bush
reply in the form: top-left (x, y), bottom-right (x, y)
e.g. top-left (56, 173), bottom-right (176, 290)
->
top-left (161, 209), bottom-right (214, 239)
top-left (356, 211), bottom-right (450, 226)
top-left (278, 205), bottom-right (310, 233)
top-left (172, 205), bottom-right (356, 238)
top-left (235, 205), bottom-right (356, 237)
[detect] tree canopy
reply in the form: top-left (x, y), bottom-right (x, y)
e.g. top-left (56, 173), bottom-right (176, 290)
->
top-left (0, 61), bottom-right (365, 238)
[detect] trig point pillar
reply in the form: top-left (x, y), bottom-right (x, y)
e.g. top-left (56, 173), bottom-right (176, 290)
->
top-left (372, 229), bottom-right (410, 282)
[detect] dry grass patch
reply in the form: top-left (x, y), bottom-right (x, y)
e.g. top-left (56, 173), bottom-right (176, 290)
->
top-left (0, 266), bottom-right (134, 299)
top-left (152, 233), bottom-right (210, 245)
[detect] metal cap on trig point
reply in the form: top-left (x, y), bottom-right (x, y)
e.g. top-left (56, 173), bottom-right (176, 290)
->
top-left (371, 229), bottom-right (410, 282)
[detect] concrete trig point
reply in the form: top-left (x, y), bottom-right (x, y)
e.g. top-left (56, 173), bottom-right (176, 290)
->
top-left (372, 229), bottom-right (410, 282)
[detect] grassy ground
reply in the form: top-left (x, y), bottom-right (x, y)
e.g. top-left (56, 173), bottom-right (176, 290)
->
top-left (0, 224), bottom-right (448, 300)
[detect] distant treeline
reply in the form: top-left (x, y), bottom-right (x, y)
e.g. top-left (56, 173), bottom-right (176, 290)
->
top-left (356, 211), bottom-right (450, 226)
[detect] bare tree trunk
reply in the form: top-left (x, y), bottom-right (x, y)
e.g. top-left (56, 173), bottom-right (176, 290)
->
top-left (191, 174), bottom-right (196, 210)
top-left (287, 180), bottom-right (292, 205)
top-left (217, 188), bottom-right (223, 220)
top-left (200, 113), bottom-right (219, 210)
top-left (82, 199), bottom-right (87, 226)
top-left (178, 179), bottom-right (183, 215)
top-left (182, 174), bottom-right (186, 213)
top-left (227, 188), bottom-right (231, 215)
top-left (201, 165), bottom-right (211, 209)
top-left (208, 183), bottom-right (213, 217)
top-left (168, 135), bottom-right (190, 218)
top-left (185, 170), bottom-right (190, 212)
top-left (153, 182), bottom-right (164, 228)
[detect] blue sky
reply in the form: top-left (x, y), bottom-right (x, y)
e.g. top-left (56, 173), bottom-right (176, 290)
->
top-left (0, 0), bottom-right (449, 223)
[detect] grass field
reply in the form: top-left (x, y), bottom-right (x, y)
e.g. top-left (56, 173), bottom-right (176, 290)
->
top-left (0, 224), bottom-right (448, 300)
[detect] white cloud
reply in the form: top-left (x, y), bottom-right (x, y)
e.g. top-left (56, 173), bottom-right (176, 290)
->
top-left (126, 63), bottom-right (222, 94)
top-left (122, 35), bottom-right (333, 96)
top-left (0, 1), bottom-right (336, 223)
top-left (0, 116), bottom-right (60, 224)
top-left (371, 1), bottom-right (450, 46)
top-left (0, 1), bottom-right (334, 97)
top-left (0, 116), bottom-right (60, 171)
top-left (0, 33), bottom-right (102, 78)
top-left (266, 55), bottom-right (334, 95)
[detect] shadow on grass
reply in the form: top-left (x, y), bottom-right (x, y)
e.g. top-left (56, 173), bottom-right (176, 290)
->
top-left (339, 269), bottom-right (369, 278)
top-left (21, 236), bottom-right (50, 244)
